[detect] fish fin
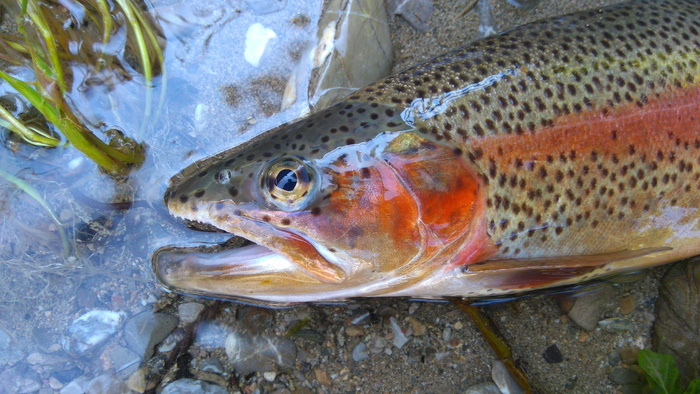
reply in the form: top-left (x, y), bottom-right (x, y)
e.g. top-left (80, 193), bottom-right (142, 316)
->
top-left (465, 247), bottom-right (671, 289)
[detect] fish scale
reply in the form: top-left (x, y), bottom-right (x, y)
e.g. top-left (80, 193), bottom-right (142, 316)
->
top-left (340, 0), bottom-right (700, 258)
top-left (159, 0), bottom-right (700, 304)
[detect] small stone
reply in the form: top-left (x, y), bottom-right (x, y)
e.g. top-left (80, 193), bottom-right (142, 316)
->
top-left (345, 325), bottom-right (363, 337)
top-left (49, 376), bottom-right (64, 390)
top-left (161, 379), bottom-right (227, 394)
top-left (598, 318), bottom-right (634, 333)
top-left (543, 344), bottom-right (564, 363)
top-left (442, 327), bottom-right (452, 342)
top-left (225, 330), bottom-right (296, 374)
top-left (618, 296), bottom-right (635, 315)
top-left (608, 367), bottom-right (642, 385)
top-left (390, 317), bottom-right (410, 349)
top-left (492, 360), bottom-right (525, 394)
top-left (127, 367), bottom-right (149, 393)
top-left (63, 310), bottom-right (125, 355)
top-left (200, 357), bottom-right (224, 374)
top-left (124, 311), bottom-right (179, 359)
top-left (314, 368), bottom-right (332, 386)
top-left (352, 342), bottom-right (369, 362)
top-left (562, 285), bottom-right (615, 331)
top-left (178, 302), bottom-right (205, 324)
top-left (87, 374), bottom-right (125, 393)
top-left (619, 347), bottom-right (640, 365)
top-left (454, 321), bottom-right (464, 330)
top-left (0, 363), bottom-right (42, 394)
top-left (101, 345), bottom-right (140, 376)
top-left (577, 332), bottom-right (589, 343)
top-left (407, 317), bottom-right (427, 336)
top-left (263, 371), bottom-right (277, 382)
top-left (59, 376), bottom-right (90, 394)
top-left (463, 381), bottom-right (502, 393)
top-left (408, 302), bottom-right (420, 314)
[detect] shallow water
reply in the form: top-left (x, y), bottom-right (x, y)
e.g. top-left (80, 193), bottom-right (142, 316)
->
top-left (1, 0), bottom-right (678, 392)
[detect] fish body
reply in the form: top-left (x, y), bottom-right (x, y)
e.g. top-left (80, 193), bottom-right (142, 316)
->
top-left (158, 0), bottom-right (700, 305)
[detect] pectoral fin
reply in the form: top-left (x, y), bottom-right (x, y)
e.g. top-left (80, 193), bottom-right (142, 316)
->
top-left (465, 247), bottom-right (672, 289)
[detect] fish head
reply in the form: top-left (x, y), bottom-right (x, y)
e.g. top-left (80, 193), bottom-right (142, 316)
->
top-left (159, 103), bottom-right (487, 304)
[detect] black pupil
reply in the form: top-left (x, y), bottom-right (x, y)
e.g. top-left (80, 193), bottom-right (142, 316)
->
top-left (275, 168), bottom-right (298, 191)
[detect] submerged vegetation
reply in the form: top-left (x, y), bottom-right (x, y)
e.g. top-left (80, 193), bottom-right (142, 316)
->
top-left (638, 349), bottom-right (700, 394)
top-left (0, 0), bottom-right (165, 175)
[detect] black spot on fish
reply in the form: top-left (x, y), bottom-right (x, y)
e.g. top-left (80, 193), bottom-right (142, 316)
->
top-left (194, 189), bottom-right (205, 198)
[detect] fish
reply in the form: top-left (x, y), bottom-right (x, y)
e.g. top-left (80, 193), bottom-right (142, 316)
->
top-left (156, 0), bottom-right (700, 305)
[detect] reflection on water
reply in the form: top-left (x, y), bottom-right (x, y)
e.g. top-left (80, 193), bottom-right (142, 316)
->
top-left (1, 0), bottom-right (693, 392)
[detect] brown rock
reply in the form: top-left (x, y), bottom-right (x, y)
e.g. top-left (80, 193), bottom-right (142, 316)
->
top-left (314, 368), bottom-right (332, 386)
top-left (618, 296), bottom-right (635, 315)
top-left (407, 317), bottom-right (428, 336)
top-left (562, 285), bottom-right (615, 331)
top-left (619, 346), bottom-right (640, 365)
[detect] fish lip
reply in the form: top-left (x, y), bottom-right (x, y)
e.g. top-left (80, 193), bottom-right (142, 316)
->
top-left (167, 199), bottom-right (346, 283)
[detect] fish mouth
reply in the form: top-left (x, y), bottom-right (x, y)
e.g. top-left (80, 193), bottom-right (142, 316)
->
top-left (154, 198), bottom-right (352, 302)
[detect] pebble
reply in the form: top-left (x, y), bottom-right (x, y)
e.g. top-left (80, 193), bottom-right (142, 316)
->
top-left (542, 344), bottom-right (564, 364)
top-left (618, 296), bottom-right (635, 315)
top-left (561, 285), bottom-right (615, 331)
top-left (407, 316), bottom-right (428, 336)
top-left (124, 311), bottom-right (179, 359)
top-left (101, 345), bottom-right (141, 376)
top-left (225, 330), bottom-right (296, 374)
top-left (63, 310), bottom-right (125, 355)
top-left (0, 328), bottom-right (24, 365)
top-left (618, 346), bottom-right (640, 365)
top-left (491, 360), bottom-right (524, 394)
top-left (178, 302), bottom-right (205, 324)
top-left (200, 357), bottom-right (225, 374)
top-left (264, 371), bottom-right (277, 382)
top-left (314, 368), bottom-right (332, 386)
top-left (194, 321), bottom-right (229, 350)
top-left (87, 374), bottom-right (125, 393)
top-left (408, 302), bottom-right (420, 314)
top-left (352, 341), bottom-right (369, 362)
top-left (608, 367), bottom-right (642, 385)
top-left (0, 363), bottom-right (42, 394)
top-left (161, 378), bottom-right (228, 394)
top-left (577, 332), bottom-right (589, 343)
top-left (345, 325), bottom-right (363, 337)
top-left (127, 367), bottom-right (149, 393)
top-left (454, 321), bottom-right (464, 330)
top-left (60, 376), bottom-right (90, 394)
top-left (598, 318), bottom-right (634, 333)
top-left (390, 317), bottom-right (410, 349)
top-left (463, 381), bottom-right (502, 394)
top-left (442, 327), bottom-right (452, 342)
top-left (49, 376), bottom-right (64, 390)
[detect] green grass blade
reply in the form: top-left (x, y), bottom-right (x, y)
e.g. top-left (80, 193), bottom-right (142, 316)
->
top-left (0, 169), bottom-right (70, 257)
top-left (0, 106), bottom-right (60, 147)
top-left (21, 0), bottom-right (68, 94)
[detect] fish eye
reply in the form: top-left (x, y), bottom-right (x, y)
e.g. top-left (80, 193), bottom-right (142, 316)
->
top-left (260, 157), bottom-right (317, 210)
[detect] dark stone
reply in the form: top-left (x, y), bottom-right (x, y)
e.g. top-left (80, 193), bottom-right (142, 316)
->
top-left (543, 344), bottom-right (564, 363)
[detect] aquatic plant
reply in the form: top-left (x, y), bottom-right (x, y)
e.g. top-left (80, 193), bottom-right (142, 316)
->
top-left (0, 0), bottom-right (165, 175)
top-left (638, 349), bottom-right (700, 394)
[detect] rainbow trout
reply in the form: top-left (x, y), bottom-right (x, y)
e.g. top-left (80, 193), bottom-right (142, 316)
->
top-left (157, 0), bottom-right (700, 304)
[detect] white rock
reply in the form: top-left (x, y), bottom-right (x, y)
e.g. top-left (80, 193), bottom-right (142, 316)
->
top-left (244, 23), bottom-right (277, 67)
